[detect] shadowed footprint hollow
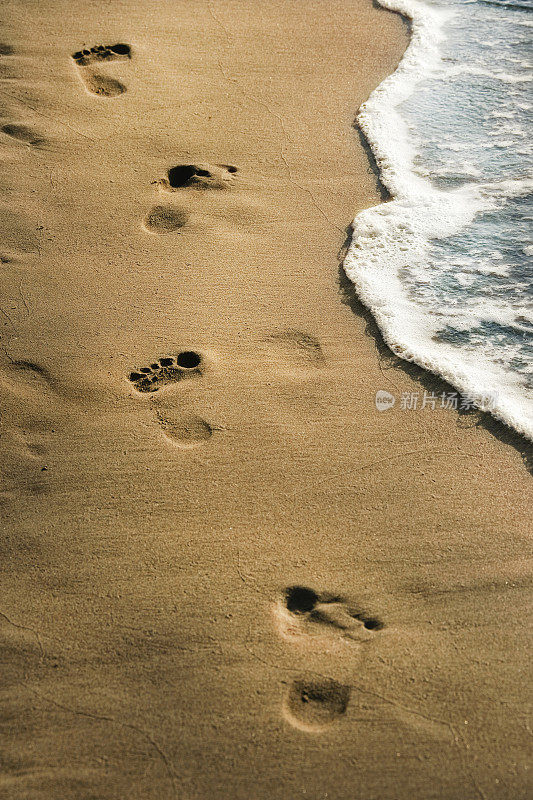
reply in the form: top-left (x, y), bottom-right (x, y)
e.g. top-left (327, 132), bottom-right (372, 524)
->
top-left (164, 163), bottom-right (238, 190)
top-left (144, 205), bottom-right (188, 233)
top-left (284, 678), bottom-right (351, 732)
top-left (1, 123), bottom-right (46, 146)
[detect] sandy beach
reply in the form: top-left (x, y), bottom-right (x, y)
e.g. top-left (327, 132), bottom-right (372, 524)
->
top-left (0, 1), bottom-right (531, 798)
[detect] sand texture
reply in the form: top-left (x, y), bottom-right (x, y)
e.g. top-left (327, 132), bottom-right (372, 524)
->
top-left (0, 1), bottom-right (531, 798)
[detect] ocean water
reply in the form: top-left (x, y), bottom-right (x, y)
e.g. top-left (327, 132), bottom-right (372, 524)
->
top-left (344, 0), bottom-right (533, 439)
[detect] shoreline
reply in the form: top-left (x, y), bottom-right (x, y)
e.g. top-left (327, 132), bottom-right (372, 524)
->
top-left (1, 1), bottom-right (531, 798)
top-left (346, 0), bottom-right (533, 443)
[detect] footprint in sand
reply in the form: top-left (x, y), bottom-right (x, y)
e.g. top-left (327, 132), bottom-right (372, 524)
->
top-left (0, 425), bottom-right (51, 501)
top-left (144, 163), bottom-right (237, 233)
top-left (161, 163), bottom-right (238, 191)
top-left (283, 677), bottom-right (351, 732)
top-left (143, 205), bottom-right (189, 234)
top-left (264, 329), bottom-right (326, 379)
top-left (128, 352), bottom-right (213, 446)
top-left (278, 590), bottom-right (453, 741)
top-left (71, 43), bottom-right (131, 97)
top-left (0, 360), bottom-right (57, 397)
top-left (275, 585), bottom-right (384, 644)
top-left (0, 361), bottom-right (59, 500)
top-left (1, 123), bottom-right (46, 147)
top-left (128, 351), bottom-right (203, 393)
top-left (276, 586), bottom-right (382, 731)
top-left (0, 358), bottom-right (75, 410)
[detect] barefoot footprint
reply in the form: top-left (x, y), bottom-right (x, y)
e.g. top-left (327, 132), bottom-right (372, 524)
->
top-left (144, 163), bottom-right (237, 233)
top-left (71, 43), bottom-right (131, 97)
top-left (276, 586), bottom-right (382, 731)
top-left (128, 352), bottom-right (213, 446)
top-left (263, 330), bottom-right (327, 379)
top-left (128, 351), bottom-right (203, 393)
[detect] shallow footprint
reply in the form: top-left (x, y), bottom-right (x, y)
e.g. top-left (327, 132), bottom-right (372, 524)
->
top-left (143, 205), bottom-right (189, 234)
top-left (0, 425), bottom-right (50, 501)
top-left (71, 43), bottom-right (131, 97)
top-left (275, 585), bottom-right (384, 644)
top-left (0, 360), bottom-right (56, 398)
top-left (128, 352), bottom-right (202, 393)
top-left (283, 678), bottom-right (351, 732)
top-left (156, 410), bottom-right (213, 448)
top-left (1, 123), bottom-right (46, 147)
top-left (272, 330), bottom-right (325, 363)
top-left (264, 329), bottom-right (326, 379)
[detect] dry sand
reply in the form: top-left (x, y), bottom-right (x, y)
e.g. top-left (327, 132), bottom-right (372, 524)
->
top-left (0, 1), bottom-right (531, 798)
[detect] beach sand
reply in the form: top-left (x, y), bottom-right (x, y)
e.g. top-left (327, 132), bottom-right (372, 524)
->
top-left (0, 1), bottom-right (531, 798)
